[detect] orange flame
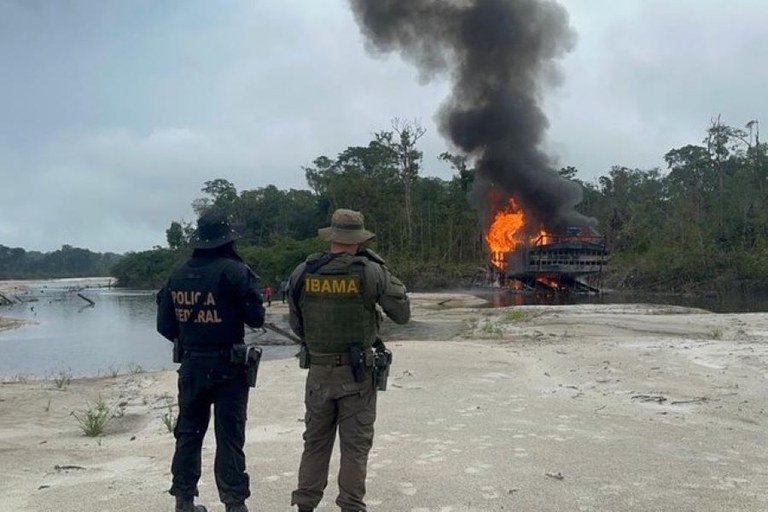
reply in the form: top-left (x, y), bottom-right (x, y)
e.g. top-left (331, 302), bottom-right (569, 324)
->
top-left (485, 198), bottom-right (551, 270)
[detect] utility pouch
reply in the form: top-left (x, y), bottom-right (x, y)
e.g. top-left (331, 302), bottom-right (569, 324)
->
top-left (231, 344), bottom-right (263, 388)
top-left (172, 339), bottom-right (183, 363)
top-left (349, 345), bottom-right (366, 383)
top-left (373, 348), bottom-right (393, 391)
top-left (298, 343), bottom-right (310, 369)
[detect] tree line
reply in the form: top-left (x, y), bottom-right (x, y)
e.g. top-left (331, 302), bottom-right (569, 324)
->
top-left (576, 118), bottom-right (768, 291)
top-left (9, 118), bottom-right (765, 293)
top-left (113, 120), bottom-right (484, 289)
top-left (0, 244), bottom-right (122, 280)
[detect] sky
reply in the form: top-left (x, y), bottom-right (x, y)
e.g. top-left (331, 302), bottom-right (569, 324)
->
top-left (1, 0), bottom-right (766, 253)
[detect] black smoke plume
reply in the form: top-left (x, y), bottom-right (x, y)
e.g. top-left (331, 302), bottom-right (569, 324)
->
top-left (349, 0), bottom-right (596, 234)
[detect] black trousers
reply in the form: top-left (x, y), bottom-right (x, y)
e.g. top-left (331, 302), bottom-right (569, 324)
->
top-left (170, 354), bottom-right (250, 504)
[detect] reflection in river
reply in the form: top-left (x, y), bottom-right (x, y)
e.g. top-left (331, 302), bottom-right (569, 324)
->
top-left (474, 288), bottom-right (768, 313)
top-left (0, 284), bottom-right (168, 377)
top-left (0, 282), bottom-right (297, 378)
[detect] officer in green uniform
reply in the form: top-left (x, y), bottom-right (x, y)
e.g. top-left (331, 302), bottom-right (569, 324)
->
top-left (288, 209), bottom-right (411, 512)
top-left (157, 210), bottom-right (265, 512)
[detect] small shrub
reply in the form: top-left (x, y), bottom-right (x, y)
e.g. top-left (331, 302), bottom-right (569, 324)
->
top-left (107, 365), bottom-right (120, 378)
top-left (127, 363), bottom-right (145, 375)
top-left (480, 320), bottom-right (503, 338)
top-left (53, 368), bottom-right (72, 389)
top-left (72, 396), bottom-right (114, 437)
top-left (162, 403), bottom-right (177, 434)
top-left (709, 326), bottom-right (723, 340)
top-left (504, 309), bottom-right (526, 323)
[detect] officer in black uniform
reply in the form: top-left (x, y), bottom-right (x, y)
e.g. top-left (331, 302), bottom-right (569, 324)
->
top-left (157, 210), bottom-right (265, 512)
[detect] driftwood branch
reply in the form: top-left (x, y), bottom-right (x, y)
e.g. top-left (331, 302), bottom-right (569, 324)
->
top-left (77, 293), bottom-right (95, 307)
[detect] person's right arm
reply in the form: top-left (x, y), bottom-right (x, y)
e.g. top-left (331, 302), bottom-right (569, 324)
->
top-left (287, 263), bottom-right (306, 338)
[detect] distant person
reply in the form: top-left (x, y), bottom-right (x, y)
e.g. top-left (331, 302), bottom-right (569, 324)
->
top-left (264, 285), bottom-right (272, 307)
top-left (279, 278), bottom-right (289, 303)
top-left (157, 209), bottom-right (265, 512)
top-left (287, 208), bottom-right (411, 512)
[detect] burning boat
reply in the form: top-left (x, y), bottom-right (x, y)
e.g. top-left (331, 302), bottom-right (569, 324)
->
top-left (486, 199), bottom-right (608, 294)
top-left (349, 0), bottom-right (603, 293)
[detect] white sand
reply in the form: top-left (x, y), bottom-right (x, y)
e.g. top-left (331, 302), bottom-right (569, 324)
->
top-left (0, 294), bottom-right (766, 511)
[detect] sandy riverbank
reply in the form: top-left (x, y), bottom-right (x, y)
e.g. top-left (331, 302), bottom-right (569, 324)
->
top-left (1, 293), bottom-right (767, 511)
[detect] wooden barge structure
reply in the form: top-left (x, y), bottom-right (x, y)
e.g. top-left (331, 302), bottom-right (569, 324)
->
top-left (501, 230), bottom-right (608, 294)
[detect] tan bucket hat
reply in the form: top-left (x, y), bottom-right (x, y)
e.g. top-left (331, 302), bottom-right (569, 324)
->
top-left (318, 209), bottom-right (375, 244)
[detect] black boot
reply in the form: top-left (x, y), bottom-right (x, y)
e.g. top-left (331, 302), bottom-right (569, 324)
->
top-left (175, 496), bottom-right (208, 512)
top-left (225, 503), bottom-right (248, 512)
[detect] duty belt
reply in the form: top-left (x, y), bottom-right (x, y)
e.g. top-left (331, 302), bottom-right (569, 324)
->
top-left (309, 350), bottom-right (373, 367)
top-left (185, 348), bottom-right (231, 359)
top-left (309, 352), bottom-right (351, 367)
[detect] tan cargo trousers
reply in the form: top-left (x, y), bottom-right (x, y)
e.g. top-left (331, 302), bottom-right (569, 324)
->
top-left (291, 363), bottom-right (377, 511)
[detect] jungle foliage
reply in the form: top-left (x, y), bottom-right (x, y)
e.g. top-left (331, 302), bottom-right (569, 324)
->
top-left (113, 119), bottom-right (768, 291)
top-left (0, 244), bottom-right (122, 280)
top-left (9, 118), bottom-right (765, 293)
top-left (576, 119), bottom-right (768, 291)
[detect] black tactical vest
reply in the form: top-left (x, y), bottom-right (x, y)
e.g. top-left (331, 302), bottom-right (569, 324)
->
top-left (300, 257), bottom-right (377, 353)
top-left (167, 257), bottom-right (245, 351)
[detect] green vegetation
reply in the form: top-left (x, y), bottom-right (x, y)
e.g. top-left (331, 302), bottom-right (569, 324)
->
top-left (576, 119), bottom-right (768, 291)
top-left (162, 402), bottom-right (177, 434)
top-left (504, 309), bottom-right (526, 323)
top-left (113, 122), bottom-right (483, 289)
top-left (127, 363), bottom-right (146, 375)
top-left (480, 319), bottom-right (503, 338)
top-left (53, 368), bottom-right (72, 389)
top-left (71, 396), bottom-right (114, 437)
top-left (709, 326), bottom-right (724, 340)
top-left (108, 118), bottom-right (768, 292)
top-left (0, 244), bottom-right (122, 280)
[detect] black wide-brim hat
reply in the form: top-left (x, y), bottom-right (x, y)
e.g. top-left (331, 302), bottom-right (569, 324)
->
top-left (189, 210), bottom-right (243, 249)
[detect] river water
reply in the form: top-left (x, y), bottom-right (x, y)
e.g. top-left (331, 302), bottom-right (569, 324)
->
top-left (2, 281), bottom-right (766, 378)
top-left (0, 283), bottom-right (168, 378)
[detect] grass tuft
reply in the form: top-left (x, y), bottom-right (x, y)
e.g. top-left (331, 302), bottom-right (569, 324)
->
top-left (53, 368), bottom-right (72, 389)
top-left (127, 363), bottom-right (145, 375)
top-left (71, 396), bottom-right (114, 437)
top-left (162, 402), bottom-right (177, 434)
top-left (504, 309), bottom-right (526, 323)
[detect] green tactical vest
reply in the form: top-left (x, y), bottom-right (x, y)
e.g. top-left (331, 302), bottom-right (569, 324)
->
top-left (299, 256), bottom-right (377, 354)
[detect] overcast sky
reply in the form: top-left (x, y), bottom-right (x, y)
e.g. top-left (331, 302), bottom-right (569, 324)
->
top-left (1, 0), bottom-right (766, 253)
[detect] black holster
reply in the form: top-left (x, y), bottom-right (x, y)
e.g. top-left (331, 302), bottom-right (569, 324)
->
top-left (298, 343), bottom-right (310, 369)
top-left (349, 345), bottom-right (366, 383)
top-left (231, 344), bottom-right (263, 387)
top-left (373, 347), bottom-right (393, 391)
top-left (172, 339), bottom-right (183, 363)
